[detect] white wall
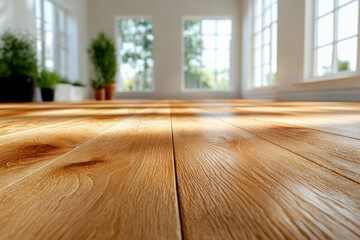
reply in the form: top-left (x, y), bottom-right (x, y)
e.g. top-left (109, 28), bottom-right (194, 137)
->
top-left (0, 0), bottom-right (89, 100)
top-left (241, 0), bottom-right (360, 101)
top-left (87, 0), bottom-right (242, 99)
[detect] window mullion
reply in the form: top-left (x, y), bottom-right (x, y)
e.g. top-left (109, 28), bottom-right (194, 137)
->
top-left (55, 6), bottom-right (60, 74)
top-left (333, 0), bottom-right (338, 74)
top-left (41, 0), bottom-right (45, 69)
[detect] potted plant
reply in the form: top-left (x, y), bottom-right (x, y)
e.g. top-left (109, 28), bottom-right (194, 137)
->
top-left (0, 30), bottom-right (38, 102)
top-left (91, 78), bottom-right (105, 100)
top-left (36, 69), bottom-right (59, 101)
top-left (0, 58), bottom-right (11, 102)
top-left (88, 32), bottom-right (117, 100)
top-left (55, 77), bottom-right (72, 101)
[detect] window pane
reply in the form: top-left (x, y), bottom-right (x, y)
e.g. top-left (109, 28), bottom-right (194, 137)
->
top-left (37, 40), bottom-right (42, 67)
top-left (217, 50), bottom-right (230, 71)
top-left (202, 36), bottom-right (216, 49)
top-left (217, 35), bottom-right (231, 49)
top-left (254, 17), bottom-right (262, 33)
top-left (316, 14), bottom-right (334, 47)
top-left (255, 0), bottom-right (262, 17)
top-left (252, 0), bottom-right (277, 88)
top-left (184, 35), bottom-right (202, 50)
top-left (36, 0), bottom-right (42, 19)
top-left (184, 21), bottom-right (201, 35)
top-left (338, 1), bottom-right (359, 40)
top-left (263, 64), bottom-right (271, 85)
top-left (185, 69), bottom-right (201, 89)
top-left (271, 3), bottom-right (278, 22)
top-left (201, 70), bottom-right (215, 89)
top-left (337, 37), bottom-right (358, 72)
top-left (59, 9), bottom-right (66, 34)
top-left (338, 0), bottom-right (353, 6)
top-left (254, 49), bottom-right (262, 67)
top-left (217, 20), bottom-right (232, 35)
top-left (202, 20), bottom-right (216, 35)
top-left (254, 33), bottom-right (261, 49)
top-left (263, 45), bottom-right (270, 65)
top-left (44, 0), bottom-right (54, 24)
top-left (254, 67), bottom-right (262, 87)
top-left (264, 8), bottom-right (271, 26)
top-left (316, 45), bottom-right (333, 76)
top-left (118, 19), bottom-right (154, 92)
top-left (184, 19), bottom-right (232, 90)
top-left (317, 0), bottom-right (334, 17)
top-left (202, 50), bottom-right (216, 69)
top-left (271, 23), bottom-right (277, 72)
top-left (265, 0), bottom-right (271, 8)
top-left (263, 27), bottom-right (270, 44)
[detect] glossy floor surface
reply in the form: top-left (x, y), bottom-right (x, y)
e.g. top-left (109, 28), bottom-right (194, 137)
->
top-left (0, 99), bottom-right (359, 240)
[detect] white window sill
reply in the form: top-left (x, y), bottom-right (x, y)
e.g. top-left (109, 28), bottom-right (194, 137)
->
top-left (181, 89), bottom-right (233, 93)
top-left (245, 86), bottom-right (277, 93)
top-left (296, 72), bottom-right (360, 86)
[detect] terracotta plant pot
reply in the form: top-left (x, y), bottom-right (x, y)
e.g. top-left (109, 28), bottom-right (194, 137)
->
top-left (94, 88), bottom-right (105, 100)
top-left (104, 83), bottom-right (116, 100)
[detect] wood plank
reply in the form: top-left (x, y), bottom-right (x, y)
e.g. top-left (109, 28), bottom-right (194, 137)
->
top-left (0, 101), bottom-right (157, 137)
top-left (0, 106), bottom-right (150, 192)
top-left (0, 107), bottom-right (181, 240)
top-left (171, 106), bottom-right (360, 240)
top-left (190, 106), bottom-right (360, 184)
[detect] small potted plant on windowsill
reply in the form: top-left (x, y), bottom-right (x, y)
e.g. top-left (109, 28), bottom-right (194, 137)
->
top-left (36, 69), bottom-right (59, 102)
top-left (88, 32), bottom-right (117, 100)
top-left (70, 81), bottom-right (86, 101)
top-left (91, 78), bottom-right (105, 100)
top-left (54, 77), bottom-right (72, 101)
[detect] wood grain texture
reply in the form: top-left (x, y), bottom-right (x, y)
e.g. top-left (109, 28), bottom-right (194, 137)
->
top-left (0, 102), bottom-right (180, 240)
top-left (0, 99), bottom-right (359, 240)
top-left (170, 103), bottom-right (360, 240)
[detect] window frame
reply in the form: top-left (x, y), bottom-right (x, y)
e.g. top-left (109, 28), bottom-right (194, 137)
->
top-left (181, 16), bottom-right (234, 92)
top-left (249, 0), bottom-right (278, 90)
top-left (306, 0), bottom-right (360, 81)
top-left (114, 16), bottom-right (155, 93)
top-left (36, 0), bottom-right (69, 77)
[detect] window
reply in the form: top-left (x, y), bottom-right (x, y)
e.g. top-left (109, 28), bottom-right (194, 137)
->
top-left (116, 18), bottom-right (154, 92)
top-left (36, 0), bottom-right (68, 77)
top-left (183, 19), bottom-right (232, 91)
top-left (313, 0), bottom-right (359, 77)
top-left (252, 0), bottom-right (278, 88)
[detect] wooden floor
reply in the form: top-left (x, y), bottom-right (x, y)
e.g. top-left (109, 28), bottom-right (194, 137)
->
top-left (0, 99), bottom-right (359, 240)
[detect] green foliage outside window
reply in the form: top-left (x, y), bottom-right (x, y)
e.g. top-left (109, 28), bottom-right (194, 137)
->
top-left (118, 19), bottom-right (154, 91)
top-left (184, 20), bottom-right (230, 90)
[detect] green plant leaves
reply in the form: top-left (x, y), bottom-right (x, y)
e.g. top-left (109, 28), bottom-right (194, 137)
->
top-left (0, 30), bottom-right (37, 79)
top-left (88, 33), bottom-right (117, 84)
top-left (36, 69), bottom-right (58, 90)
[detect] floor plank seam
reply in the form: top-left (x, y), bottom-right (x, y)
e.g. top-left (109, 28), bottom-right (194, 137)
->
top-left (189, 107), bottom-right (360, 186)
top-left (170, 108), bottom-right (185, 240)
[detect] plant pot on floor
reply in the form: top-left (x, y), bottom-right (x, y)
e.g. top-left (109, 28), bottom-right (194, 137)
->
top-left (94, 88), bottom-right (105, 100)
top-left (41, 88), bottom-right (55, 101)
top-left (10, 75), bottom-right (35, 102)
top-left (105, 83), bottom-right (116, 100)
